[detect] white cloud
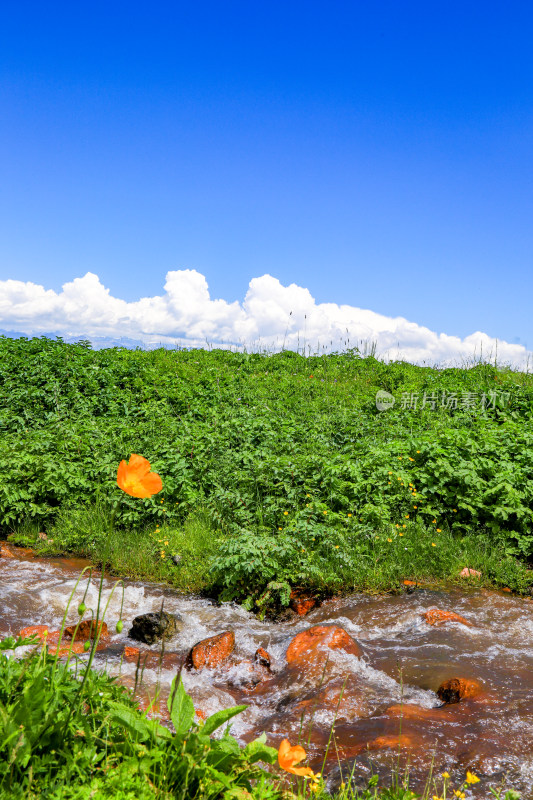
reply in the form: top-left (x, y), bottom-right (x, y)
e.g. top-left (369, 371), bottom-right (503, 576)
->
top-left (0, 269), bottom-right (530, 368)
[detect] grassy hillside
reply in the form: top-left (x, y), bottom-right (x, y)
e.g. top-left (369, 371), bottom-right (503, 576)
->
top-left (2, 336), bottom-right (533, 608)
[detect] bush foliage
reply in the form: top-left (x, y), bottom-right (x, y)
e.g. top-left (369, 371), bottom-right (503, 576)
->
top-left (2, 336), bottom-right (532, 606)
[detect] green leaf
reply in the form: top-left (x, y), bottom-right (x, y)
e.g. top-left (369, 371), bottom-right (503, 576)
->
top-left (109, 702), bottom-right (170, 742)
top-left (167, 675), bottom-right (195, 735)
top-left (202, 704), bottom-right (248, 736)
top-left (243, 733), bottom-right (278, 765)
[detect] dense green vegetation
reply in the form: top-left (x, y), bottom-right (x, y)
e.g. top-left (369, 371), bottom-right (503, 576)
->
top-left (2, 335), bottom-right (533, 611)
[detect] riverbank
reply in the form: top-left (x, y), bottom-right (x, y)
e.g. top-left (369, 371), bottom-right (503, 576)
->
top-left (6, 510), bottom-right (533, 618)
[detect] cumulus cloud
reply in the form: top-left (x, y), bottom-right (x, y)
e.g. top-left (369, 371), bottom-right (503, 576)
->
top-left (0, 269), bottom-right (530, 368)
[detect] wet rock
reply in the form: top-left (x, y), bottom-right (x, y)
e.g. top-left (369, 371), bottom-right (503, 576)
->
top-left (0, 544), bottom-right (14, 558)
top-left (185, 631), bottom-right (235, 671)
top-left (64, 620), bottom-right (108, 642)
top-left (289, 589), bottom-right (317, 616)
top-left (423, 608), bottom-right (471, 627)
top-left (366, 733), bottom-right (419, 751)
top-left (123, 646), bottom-right (183, 670)
top-left (290, 677), bottom-right (370, 721)
top-left (128, 611), bottom-right (181, 645)
top-left (385, 703), bottom-right (454, 722)
top-left (437, 677), bottom-right (483, 704)
top-left (285, 624), bottom-right (362, 666)
top-left (48, 641), bottom-right (89, 657)
top-left (19, 624), bottom-right (50, 640)
top-left (254, 647), bottom-right (272, 669)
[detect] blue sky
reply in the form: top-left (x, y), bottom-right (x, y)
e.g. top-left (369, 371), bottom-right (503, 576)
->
top-left (1, 1), bottom-right (532, 356)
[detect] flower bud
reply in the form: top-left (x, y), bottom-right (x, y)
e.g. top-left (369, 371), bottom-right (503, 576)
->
top-left (116, 620), bottom-right (124, 634)
top-left (77, 603), bottom-right (86, 616)
top-left (83, 640), bottom-right (91, 652)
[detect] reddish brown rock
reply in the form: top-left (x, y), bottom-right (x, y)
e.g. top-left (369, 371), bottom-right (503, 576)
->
top-left (47, 641), bottom-right (88, 657)
top-left (367, 733), bottom-right (419, 751)
top-left (285, 624), bottom-right (362, 666)
top-left (437, 677), bottom-right (483, 704)
top-left (19, 625), bottom-right (50, 641)
top-left (0, 544), bottom-right (14, 558)
top-left (385, 703), bottom-right (454, 722)
top-left (291, 677), bottom-right (369, 721)
top-left (254, 647), bottom-right (272, 669)
top-left (185, 631), bottom-right (235, 671)
top-left (123, 647), bottom-right (183, 670)
top-left (64, 620), bottom-right (108, 642)
top-left (289, 589), bottom-right (317, 616)
top-left (423, 608), bottom-right (471, 627)
top-left (460, 567), bottom-right (481, 578)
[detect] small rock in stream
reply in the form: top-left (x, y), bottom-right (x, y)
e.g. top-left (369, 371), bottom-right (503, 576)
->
top-left (185, 631), bottom-right (235, 670)
top-left (128, 611), bottom-right (182, 644)
top-left (64, 620), bottom-right (108, 642)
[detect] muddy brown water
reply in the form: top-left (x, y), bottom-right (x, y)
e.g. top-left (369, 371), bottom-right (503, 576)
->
top-left (1, 545), bottom-right (532, 798)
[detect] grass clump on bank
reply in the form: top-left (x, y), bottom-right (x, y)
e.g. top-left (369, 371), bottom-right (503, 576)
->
top-left (0, 633), bottom-right (282, 799)
top-left (2, 336), bottom-right (533, 609)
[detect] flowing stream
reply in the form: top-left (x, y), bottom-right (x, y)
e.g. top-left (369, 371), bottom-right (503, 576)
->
top-left (1, 545), bottom-right (532, 798)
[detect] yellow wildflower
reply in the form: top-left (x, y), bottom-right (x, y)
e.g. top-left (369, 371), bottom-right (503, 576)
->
top-left (466, 772), bottom-right (480, 785)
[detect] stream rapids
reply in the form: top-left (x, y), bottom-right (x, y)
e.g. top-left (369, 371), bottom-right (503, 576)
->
top-left (1, 545), bottom-right (532, 798)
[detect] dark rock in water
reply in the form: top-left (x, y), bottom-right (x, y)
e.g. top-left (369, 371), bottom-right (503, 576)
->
top-left (254, 647), bottom-right (272, 670)
top-left (437, 677), bottom-right (482, 704)
top-left (128, 611), bottom-right (181, 644)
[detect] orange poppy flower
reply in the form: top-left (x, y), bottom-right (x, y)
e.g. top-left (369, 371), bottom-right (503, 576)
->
top-left (278, 739), bottom-right (317, 778)
top-left (116, 454), bottom-right (163, 498)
